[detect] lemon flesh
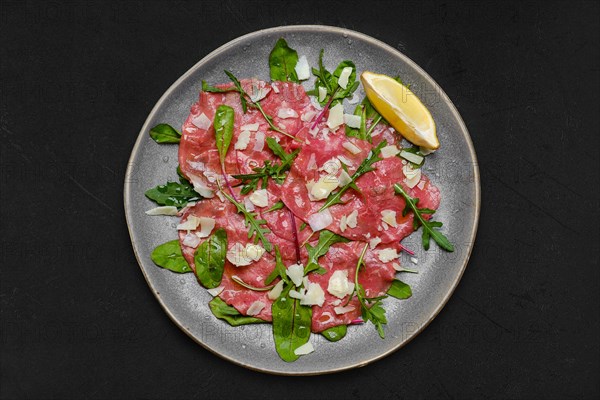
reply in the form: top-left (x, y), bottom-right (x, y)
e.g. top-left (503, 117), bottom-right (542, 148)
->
top-left (360, 71), bottom-right (439, 150)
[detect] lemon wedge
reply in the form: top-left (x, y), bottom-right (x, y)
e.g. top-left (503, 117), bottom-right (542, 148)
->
top-left (360, 71), bottom-right (439, 150)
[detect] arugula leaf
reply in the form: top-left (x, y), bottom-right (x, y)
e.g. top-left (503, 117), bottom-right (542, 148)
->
top-left (393, 183), bottom-right (454, 252)
top-left (231, 276), bottom-right (276, 291)
top-left (387, 279), bottom-right (412, 299)
top-left (145, 181), bottom-right (201, 209)
top-left (271, 284), bottom-right (313, 362)
top-left (213, 105), bottom-right (235, 169)
top-left (318, 140), bottom-right (387, 211)
top-left (269, 38), bottom-right (299, 83)
top-left (194, 228), bottom-right (227, 288)
top-left (202, 80), bottom-right (238, 93)
top-left (304, 230), bottom-right (349, 274)
top-left (209, 297), bottom-right (265, 326)
top-left (220, 189), bottom-right (272, 252)
top-left (150, 240), bottom-right (193, 273)
top-left (149, 124), bottom-right (181, 144)
top-left (349, 243), bottom-right (388, 338)
top-left (265, 245), bottom-right (289, 285)
top-left (308, 51), bottom-right (359, 107)
top-left (264, 200), bottom-right (284, 213)
top-left (321, 325), bottom-right (347, 342)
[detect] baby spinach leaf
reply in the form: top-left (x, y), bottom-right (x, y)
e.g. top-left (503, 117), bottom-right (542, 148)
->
top-left (213, 105), bottom-right (235, 168)
top-left (149, 123), bottom-right (181, 144)
top-left (209, 297), bottom-right (265, 326)
top-left (304, 230), bottom-right (350, 274)
top-left (271, 284), bottom-right (313, 362)
top-left (269, 38), bottom-right (299, 83)
top-left (194, 228), bottom-right (227, 288)
top-left (331, 60), bottom-right (359, 101)
top-left (387, 279), bottom-right (412, 299)
top-left (145, 181), bottom-right (202, 208)
top-left (321, 325), bottom-right (347, 342)
top-left (151, 240), bottom-right (192, 273)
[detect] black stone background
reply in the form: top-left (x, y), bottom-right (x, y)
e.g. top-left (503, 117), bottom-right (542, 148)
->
top-left (1, 1), bottom-right (598, 399)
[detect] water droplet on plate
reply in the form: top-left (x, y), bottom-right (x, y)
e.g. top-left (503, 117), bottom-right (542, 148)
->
top-left (171, 223), bottom-right (177, 228)
top-left (162, 156), bottom-right (169, 163)
top-left (241, 344), bottom-right (246, 349)
top-left (260, 343), bottom-right (266, 348)
top-left (343, 33), bottom-right (348, 38)
top-left (347, 39), bottom-right (353, 45)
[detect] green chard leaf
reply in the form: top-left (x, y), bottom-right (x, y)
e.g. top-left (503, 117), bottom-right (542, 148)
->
top-left (321, 325), bottom-right (347, 342)
top-left (209, 297), bottom-right (265, 326)
top-left (271, 284), bottom-right (313, 362)
top-left (269, 38), bottom-right (299, 83)
top-left (319, 140), bottom-right (387, 212)
top-left (149, 123), bottom-right (181, 144)
top-left (145, 181), bottom-right (201, 209)
top-left (193, 228), bottom-right (227, 288)
top-left (265, 245), bottom-right (289, 285)
top-left (213, 105), bottom-right (235, 168)
top-left (393, 183), bottom-right (454, 252)
top-left (150, 240), bottom-right (193, 273)
top-left (387, 279), bottom-right (413, 299)
top-left (304, 230), bottom-right (350, 274)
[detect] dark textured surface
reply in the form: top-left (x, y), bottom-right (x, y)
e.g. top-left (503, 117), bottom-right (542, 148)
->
top-left (1, 1), bottom-right (598, 398)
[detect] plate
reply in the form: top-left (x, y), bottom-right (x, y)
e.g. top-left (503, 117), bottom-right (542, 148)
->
top-left (124, 25), bottom-right (480, 375)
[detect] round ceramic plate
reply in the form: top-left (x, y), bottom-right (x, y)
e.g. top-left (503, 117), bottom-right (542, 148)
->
top-left (124, 25), bottom-right (480, 375)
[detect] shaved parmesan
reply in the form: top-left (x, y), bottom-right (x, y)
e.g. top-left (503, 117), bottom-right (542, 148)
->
top-left (196, 217), bottom-right (216, 238)
top-left (244, 197), bottom-right (255, 212)
top-left (177, 215), bottom-right (201, 231)
top-left (410, 257), bottom-right (419, 265)
top-left (249, 188), bottom-right (268, 208)
top-left (346, 210), bottom-right (358, 229)
top-left (234, 130), bottom-right (251, 150)
top-left (306, 153), bottom-right (317, 170)
top-left (403, 164), bottom-right (422, 188)
top-left (381, 210), bottom-right (398, 228)
top-left (289, 289), bottom-right (304, 300)
top-left (182, 233), bottom-right (201, 248)
top-left (310, 175), bottom-right (339, 200)
top-left (399, 150), bottom-right (424, 165)
top-left (294, 342), bottom-right (314, 356)
top-left (246, 301), bottom-right (265, 316)
top-left (300, 282), bottom-right (325, 306)
top-left (344, 113), bottom-right (361, 128)
top-left (277, 108), bottom-right (299, 119)
top-left (189, 175), bottom-right (214, 198)
top-left (339, 214), bottom-right (347, 232)
top-left (253, 131), bottom-right (265, 151)
top-left (301, 110), bottom-right (317, 122)
top-left (191, 113), bottom-right (211, 130)
top-left (326, 103), bottom-right (344, 130)
top-left (241, 123), bottom-right (259, 131)
top-left (307, 209), bottom-right (333, 231)
top-left (207, 286), bottom-right (224, 297)
top-left (249, 85), bottom-right (270, 102)
top-left (295, 55), bottom-right (310, 80)
top-left (327, 270), bottom-right (354, 299)
top-left (369, 237), bottom-right (382, 249)
top-left (377, 248), bottom-right (399, 263)
top-left (338, 66), bottom-right (353, 89)
top-left (227, 243), bottom-right (265, 266)
top-left (338, 170), bottom-right (352, 187)
top-left (268, 280), bottom-right (284, 300)
top-left (286, 263), bottom-right (304, 287)
top-left (381, 144), bottom-right (401, 158)
top-left (318, 86), bottom-right (327, 102)
top-left (334, 305), bottom-right (355, 315)
top-left (392, 262), bottom-right (403, 272)
top-left (145, 206), bottom-right (178, 216)
top-left (271, 83), bottom-right (280, 93)
top-left (337, 155), bottom-right (353, 166)
top-left (342, 141), bottom-right (361, 155)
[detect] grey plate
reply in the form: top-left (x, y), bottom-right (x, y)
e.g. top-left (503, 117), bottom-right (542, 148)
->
top-left (124, 25), bottom-right (480, 375)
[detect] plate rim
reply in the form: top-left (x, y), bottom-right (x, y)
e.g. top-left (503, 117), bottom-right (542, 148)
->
top-left (123, 24), bottom-right (481, 376)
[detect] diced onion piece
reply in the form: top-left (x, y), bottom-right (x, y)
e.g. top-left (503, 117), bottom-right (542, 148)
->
top-left (380, 210), bottom-right (398, 228)
top-left (381, 144), bottom-right (401, 158)
top-left (207, 286), bottom-right (224, 297)
top-left (268, 280), bottom-right (284, 300)
top-left (286, 263), bottom-right (304, 287)
top-left (191, 113), bottom-right (211, 130)
top-left (246, 301), bottom-right (265, 316)
top-left (334, 305), bottom-right (355, 315)
top-left (318, 86), bottom-right (327, 102)
top-left (326, 103), bottom-right (344, 130)
top-left (241, 123), bottom-right (259, 131)
top-left (399, 150), bottom-right (424, 165)
top-left (346, 210), bottom-right (358, 229)
top-left (338, 66), bottom-right (353, 89)
top-left (253, 131), bottom-right (265, 151)
top-left (197, 217), bottom-right (216, 238)
top-left (307, 209), bottom-right (333, 231)
top-left (342, 141), bottom-right (361, 155)
top-left (327, 270), bottom-right (354, 299)
top-left (293, 342), bottom-right (314, 356)
top-left (295, 55), bottom-right (310, 80)
top-left (145, 206), bottom-right (178, 216)
top-left (234, 130), bottom-right (251, 150)
top-left (249, 188), bottom-right (268, 208)
top-left (177, 215), bottom-right (201, 231)
top-left (300, 282), bottom-right (325, 306)
top-left (344, 113), bottom-right (361, 128)
top-left (277, 108), bottom-right (299, 119)
top-left (377, 248), bottom-right (399, 263)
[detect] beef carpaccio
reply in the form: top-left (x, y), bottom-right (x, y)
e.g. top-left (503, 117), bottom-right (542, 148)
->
top-left (176, 79), bottom-right (439, 332)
